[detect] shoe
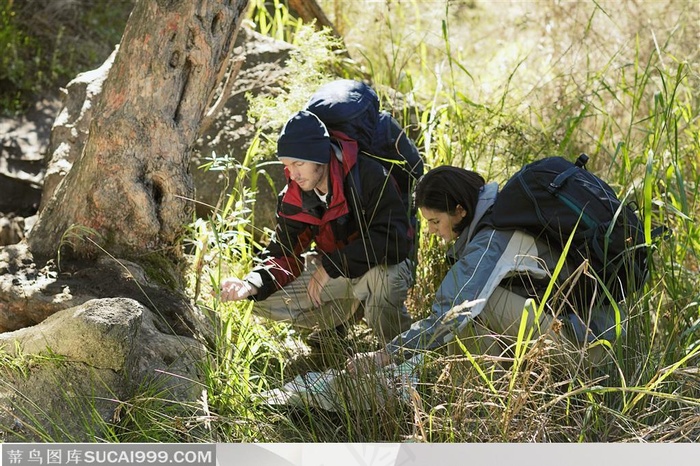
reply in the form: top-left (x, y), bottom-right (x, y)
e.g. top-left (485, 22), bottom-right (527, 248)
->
top-left (306, 322), bottom-right (348, 349)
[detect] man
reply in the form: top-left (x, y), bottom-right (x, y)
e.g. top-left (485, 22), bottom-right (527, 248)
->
top-left (219, 110), bottom-right (413, 345)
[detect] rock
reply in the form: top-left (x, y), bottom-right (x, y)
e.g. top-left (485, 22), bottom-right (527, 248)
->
top-left (0, 242), bottom-right (213, 341)
top-left (0, 297), bottom-right (207, 442)
top-left (0, 243), bottom-right (83, 332)
top-left (0, 98), bottom-right (61, 221)
top-left (0, 242), bottom-right (213, 441)
top-left (0, 214), bottom-right (24, 246)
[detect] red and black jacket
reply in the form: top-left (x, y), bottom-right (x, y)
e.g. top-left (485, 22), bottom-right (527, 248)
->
top-left (250, 131), bottom-right (412, 301)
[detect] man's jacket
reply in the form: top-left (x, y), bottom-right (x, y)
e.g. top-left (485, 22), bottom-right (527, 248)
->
top-left (248, 132), bottom-right (412, 301)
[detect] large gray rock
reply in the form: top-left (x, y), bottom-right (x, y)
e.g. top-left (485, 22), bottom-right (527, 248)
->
top-left (0, 238), bottom-right (213, 442)
top-left (0, 297), bottom-right (206, 442)
top-left (0, 99), bottom-right (59, 217)
top-left (0, 242), bottom-right (210, 340)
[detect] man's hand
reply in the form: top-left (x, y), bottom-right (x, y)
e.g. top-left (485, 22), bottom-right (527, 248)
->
top-left (346, 349), bottom-right (393, 374)
top-left (219, 278), bottom-right (258, 301)
top-left (307, 265), bottom-right (330, 307)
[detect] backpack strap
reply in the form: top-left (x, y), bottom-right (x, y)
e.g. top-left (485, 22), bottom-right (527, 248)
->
top-left (650, 225), bottom-right (671, 241)
top-left (548, 154), bottom-right (589, 194)
top-left (331, 139), bottom-right (365, 221)
top-left (331, 140), bottom-right (343, 162)
top-left (548, 166), bottom-right (579, 194)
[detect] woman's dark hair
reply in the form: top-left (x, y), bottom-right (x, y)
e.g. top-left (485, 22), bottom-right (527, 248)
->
top-left (414, 166), bottom-right (486, 233)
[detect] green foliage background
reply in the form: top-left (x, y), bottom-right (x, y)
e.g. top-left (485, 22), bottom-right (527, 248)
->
top-left (0, 0), bottom-right (133, 114)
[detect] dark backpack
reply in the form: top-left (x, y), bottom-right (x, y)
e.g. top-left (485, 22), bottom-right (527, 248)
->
top-left (304, 79), bottom-right (424, 214)
top-left (487, 154), bottom-right (651, 303)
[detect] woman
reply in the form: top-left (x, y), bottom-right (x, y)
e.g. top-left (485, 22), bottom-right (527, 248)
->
top-left (349, 165), bottom-right (618, 370)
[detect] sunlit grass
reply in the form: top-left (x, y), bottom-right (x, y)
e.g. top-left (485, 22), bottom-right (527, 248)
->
top-left (185, 0), bottom-right (700, 443)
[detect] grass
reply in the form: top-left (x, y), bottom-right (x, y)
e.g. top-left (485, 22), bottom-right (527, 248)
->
top-left (190, 0), bottom-right (699, 443)
top-left (1, 0), bottom-right (699, 444)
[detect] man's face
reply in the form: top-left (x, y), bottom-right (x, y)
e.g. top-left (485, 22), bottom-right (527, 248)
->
top-left (281, 158), bottom-right (330, 193)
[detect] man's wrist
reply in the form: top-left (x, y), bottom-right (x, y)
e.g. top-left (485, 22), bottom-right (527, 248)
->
top-left (243, 271), bottom-right (263, 289)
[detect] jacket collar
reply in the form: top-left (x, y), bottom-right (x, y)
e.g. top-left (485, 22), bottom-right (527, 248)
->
top-left (448, 182), bottom-right (499, 260)
top-left (279, 137), bottom-right (359, 224)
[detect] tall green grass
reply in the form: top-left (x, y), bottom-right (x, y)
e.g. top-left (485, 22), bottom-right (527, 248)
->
top-left (182, 0), bottom-right (700, 443)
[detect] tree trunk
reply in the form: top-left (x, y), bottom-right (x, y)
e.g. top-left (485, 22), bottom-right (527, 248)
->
top-left (28, 0), bottom-right (249, 260)
top-left (287, 0), bottom-right (340, 37)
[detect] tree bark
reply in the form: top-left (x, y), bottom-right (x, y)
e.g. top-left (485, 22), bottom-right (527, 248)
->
top-left (28, 0), bottom-right (249, 260)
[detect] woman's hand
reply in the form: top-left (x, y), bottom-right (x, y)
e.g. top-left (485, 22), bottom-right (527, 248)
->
top-left (346, 349), bottom-right (393, 374)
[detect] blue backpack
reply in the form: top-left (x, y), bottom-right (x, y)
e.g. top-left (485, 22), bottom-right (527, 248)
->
top-left (304, 79), bottom-right (424, 216)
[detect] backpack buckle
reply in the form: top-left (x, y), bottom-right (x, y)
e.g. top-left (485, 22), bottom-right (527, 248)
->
top-left (575, 153), bottom-right (589, 168)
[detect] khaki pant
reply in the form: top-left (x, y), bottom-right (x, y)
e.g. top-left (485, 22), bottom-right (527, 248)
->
top-left (252, 258), bottom-right (414, 342)
top-left (449, 287), bottom-right (607, 367)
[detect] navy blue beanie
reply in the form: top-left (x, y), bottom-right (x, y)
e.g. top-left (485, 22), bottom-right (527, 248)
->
top-left (277, 110), bottom-right (331, 164)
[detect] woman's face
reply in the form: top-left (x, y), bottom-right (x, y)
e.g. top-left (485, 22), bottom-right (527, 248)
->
top-left (419, 206), bottom-right (467, 242)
